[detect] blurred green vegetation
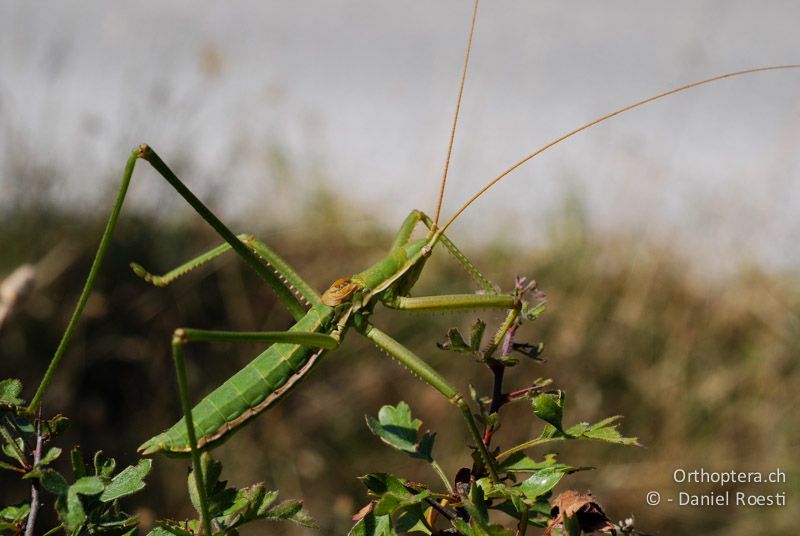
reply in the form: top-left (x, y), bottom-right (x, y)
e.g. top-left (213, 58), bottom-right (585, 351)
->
top-left (1, 181), bottom-right (798, 535)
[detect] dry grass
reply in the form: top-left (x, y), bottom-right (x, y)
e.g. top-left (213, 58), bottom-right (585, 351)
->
top-left (1, 195), bottom-right (798, 534)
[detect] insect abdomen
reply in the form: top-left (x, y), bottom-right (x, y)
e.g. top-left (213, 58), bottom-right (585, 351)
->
top-left (138, 305), bottom-right (333, 455)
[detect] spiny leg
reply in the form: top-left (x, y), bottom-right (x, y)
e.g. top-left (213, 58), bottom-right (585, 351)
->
top-left (131, 233), bottom-right (322, 307)
top-left (163, 327), bottom-right (338, 534)
top-left (420, 211), bottom-right (498, 294)
top-left (140, 146), bottom-right (307, 320)
top-left (358, 322), bottom-right (500, 483)
top-left (393, 210), bottom-right (499, 293)
top-left (28, 144), bottom-right (307, 412)
top-left (385, 292), bottom-right (516, 313)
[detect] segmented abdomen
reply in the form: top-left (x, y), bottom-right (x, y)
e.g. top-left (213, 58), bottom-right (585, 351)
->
top-left (138, 304), bottom-right (333, 454)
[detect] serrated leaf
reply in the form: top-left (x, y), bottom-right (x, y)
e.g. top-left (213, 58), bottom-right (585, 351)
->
top-left (466, 480), bottom-right (489, 523)
top-left (469, 319), bottom-right (486, 351)
top-left (366, 402), bottom-right (435, 462)
top-left (262, 499), bottom-right (316, 527)
top-left (220, 485), bottom-right (274, 524)
top-left (581, 416), bottom-right (640, 446)
top-left (498, 452), bottom-right (560, 473)
top-left (188, 454), bottom-right (232, 517)
top-left (0, 379), bottom-right (24, 406)
top-left (444, 327), bottom-right (472, 352)
top-left (183, 454), bottom-right (315, 532)
top-left (100, 458), bottom-right (152, 502)
top-left (533, 392), bottom-right (564, 432)
top-left (215, 484), bottom-right (315, 530)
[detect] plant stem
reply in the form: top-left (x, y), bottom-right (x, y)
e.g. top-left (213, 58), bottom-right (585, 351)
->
top-left (24, 416), bottom-right (43, 536)
top-left (515, 507), bottom-right (529, 536)
top-left (425, 497), bottom-right (456, 522)
top-left (459, 403), bottom-right (500, 482)
top-left (496, 436), bottom-right (566, 461)
top-left (430, 459), bottom-right (454, 494)
top-left (482, 364), bottom-right (505, 446)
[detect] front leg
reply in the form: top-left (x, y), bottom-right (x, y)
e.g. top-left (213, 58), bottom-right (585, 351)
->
top-left (358, 322), bottom-right (500, 483)
top-left (384, 292), bottom-right (517, 313)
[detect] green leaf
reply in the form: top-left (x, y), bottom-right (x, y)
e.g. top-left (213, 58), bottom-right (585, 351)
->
top-left (0, 503), bottom-right (30, 525)
top-left (100, 458), bottom-right (152, 502)
top-left (348, 510), bottom-right (393, 536)
top-left (183, 453), bottom-right (315, 532)
top-left (187, 454), bottom-right (236, 519)
top-left (360, 472), bottom-right (431, 519)
top-left (518, 467), bottom-right (579, 501)
top-left (71, 476), bottom-right (105, 495)
top-left (469, 319), bottom-right (487, 351)
top-left (498, 452), bottom-right (560, 473)
top-left (1, 435), bottom-right (27, 467)
top-left (63, 487), bottom-right (88, 530)
top-left (93, 450), bottom-right (117, 478)
top-left (579, 416), bottom-right (640, 446)
top-left (0, 379), bottom-right (24, 406)
top-left (451, 482), bottom-right (516, 536)
top-left (532, 391), bottom-right (564, 432)
top-left (374, 489), bottom-right (429, 518)
top-left (395, 508), bottom-right (432, 534)
top-left (28, 468), bottom-right (69, 496)
top-left (366, 402), bottom-right (435, 462)
top-left (261, 499), bottom-right (316, 527)
top-left (36, 446), bottom-right (62, 468)
top-left (452, 517), bottom-right (514, 536)
top-left (71, 446), bottom-right (86, 479)
top-left (42, 414), bottom-right (70, 441)
top-left (215, 483), bottom-right (315, 530)
top-left (442, 327), bottom-right (471, 353)
top-left (466, 481), bottom-right (489, 524)
top-left (148, 523), bottom-right (194, 536)
top-left (360, 473), bottom-right (414, 497)
top-left (0, 459), bottom-right (20, 472)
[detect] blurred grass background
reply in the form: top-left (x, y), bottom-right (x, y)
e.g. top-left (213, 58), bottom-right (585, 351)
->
top-left (1, 156), bottom-right (797, 534)
top-left (2, 4), bottom-right (799, 532)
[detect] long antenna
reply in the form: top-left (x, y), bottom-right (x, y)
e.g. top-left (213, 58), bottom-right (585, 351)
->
top-left (440, 64), bottom-right (800, 233)
top-left (433, 0), bottom-right (479, 230)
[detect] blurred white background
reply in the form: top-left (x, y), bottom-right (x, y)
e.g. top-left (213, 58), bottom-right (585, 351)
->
top-left (2, 0), bottom-right (799, 274)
